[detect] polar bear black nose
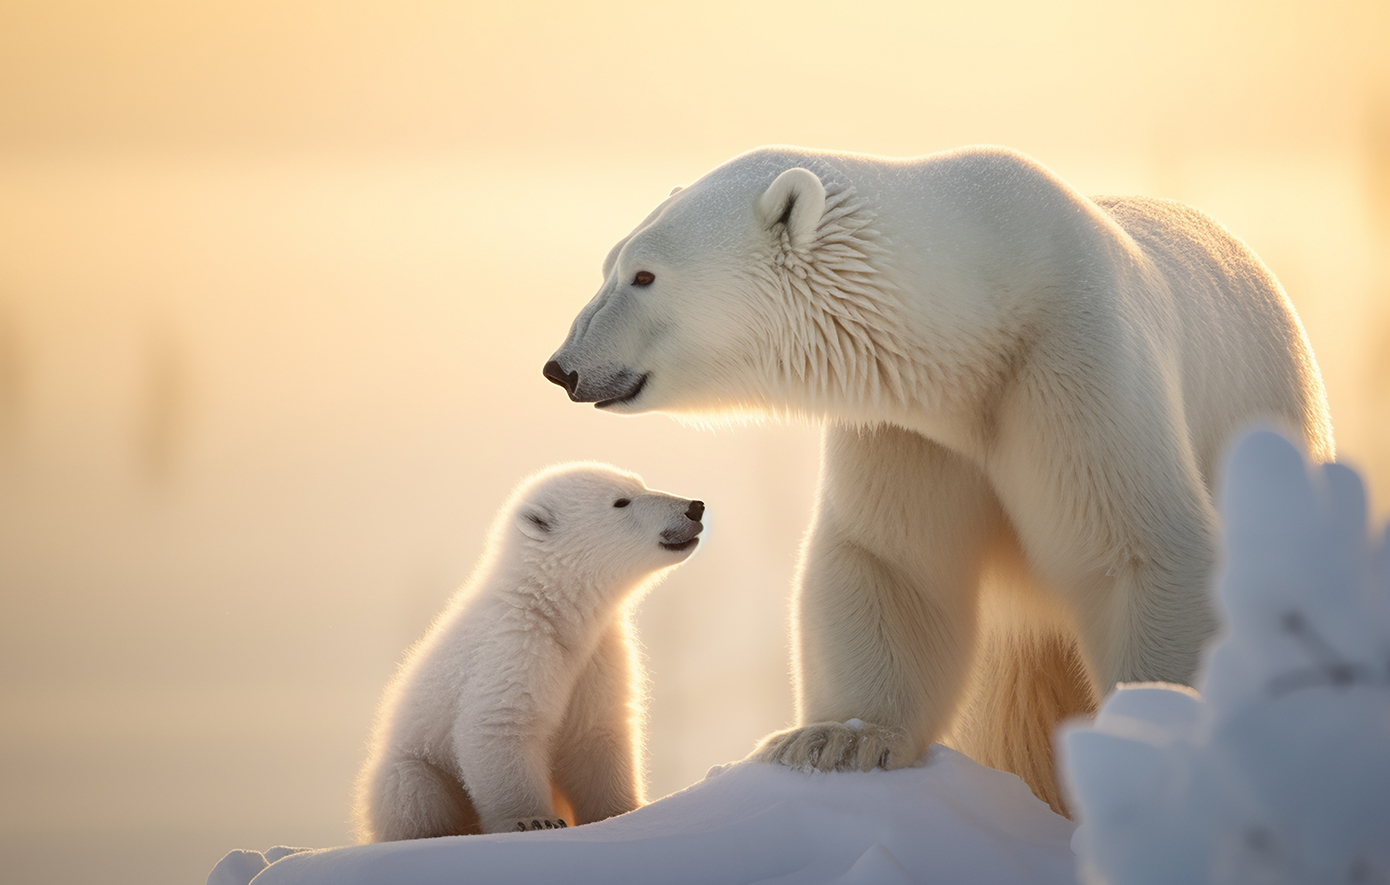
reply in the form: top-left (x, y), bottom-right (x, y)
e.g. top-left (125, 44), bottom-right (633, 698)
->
top-left (543, 360), bottom-right (579, 396)
top-left (685, 500), bottom-right (705, 521)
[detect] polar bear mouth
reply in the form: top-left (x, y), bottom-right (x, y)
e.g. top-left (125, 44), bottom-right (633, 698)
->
top-left (660, 537), bottom-right (699, 553)
top-left (596, 373), bottom-right (648, 410)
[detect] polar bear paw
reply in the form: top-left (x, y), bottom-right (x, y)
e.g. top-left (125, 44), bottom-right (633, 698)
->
top-left (750, 720), bottom-right (915, 772)
top-left (509, 817), bottom-right (568, 832)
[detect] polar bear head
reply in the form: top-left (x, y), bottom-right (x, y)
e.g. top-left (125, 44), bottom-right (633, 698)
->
top-left (502, 463), bottom-right (704, 590)
top-left (544, 148), bottom-right (902, 420)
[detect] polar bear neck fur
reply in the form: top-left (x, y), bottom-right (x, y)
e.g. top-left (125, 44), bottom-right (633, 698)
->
top-left (746, 179), bottom-right (920, 411)
top-left (726, 154), bottom-right (1066, 446)
top-left (479, 526), bottom-right (660, 644)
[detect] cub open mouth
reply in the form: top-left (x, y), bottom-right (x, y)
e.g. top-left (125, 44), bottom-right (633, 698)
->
top-left (596, 373), bottom-right (648, 410)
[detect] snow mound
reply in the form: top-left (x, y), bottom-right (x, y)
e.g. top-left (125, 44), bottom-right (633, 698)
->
top-left (208, 847), bottom-right (313, 885)
top-left (1061, 430), bottom-right (1390, 884)
top-left (210, 747), bottom-right (1076, 885)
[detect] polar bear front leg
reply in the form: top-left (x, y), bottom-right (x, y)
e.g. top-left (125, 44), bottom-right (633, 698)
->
top-left (551, 623), bottom-right (644, 825)
top-left (754, 425), bottom-right (1001, 772)
top-left (454, 709), bottom-right (563, 834)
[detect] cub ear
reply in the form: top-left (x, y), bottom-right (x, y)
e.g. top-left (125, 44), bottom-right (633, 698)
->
top-left (669, 185), bottom-right (683, 196)
top-left (755, 167), bottom-right (826, 251)
top-left (517, 505), bottom-right (555, 540)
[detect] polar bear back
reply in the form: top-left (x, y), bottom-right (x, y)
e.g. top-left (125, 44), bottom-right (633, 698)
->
top-left (821, 146), bottom-right (1334, 479)
top-left (1094, 194), bottom-right (1333, 477)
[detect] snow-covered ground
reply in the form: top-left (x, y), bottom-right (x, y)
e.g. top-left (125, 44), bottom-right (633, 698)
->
top-left (210, 430), bottom-right (1390, 885)
top-left (210, 747), bottom-right (1076, 885)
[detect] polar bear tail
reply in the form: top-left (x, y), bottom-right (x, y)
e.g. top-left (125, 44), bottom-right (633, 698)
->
top-left (946, 622), bottom-right (1096, 817)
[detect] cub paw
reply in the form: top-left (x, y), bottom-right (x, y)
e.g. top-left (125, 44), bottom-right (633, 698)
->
top-left (750, 720), bottom-right (915, 772)
top-left (510, 817), bottom-right (568, 832)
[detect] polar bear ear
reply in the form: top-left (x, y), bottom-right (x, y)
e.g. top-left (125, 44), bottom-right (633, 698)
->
top-left (756, 168), bottom-right (826, 251)
top-left (517, 505), bottom-right (555, 540)
top-left (669, 185), bottom-right (683, 196)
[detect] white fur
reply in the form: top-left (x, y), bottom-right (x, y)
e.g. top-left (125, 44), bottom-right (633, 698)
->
top-left (547, 145), bottom-right (1333, 814)
top-left (353, 463), bottom-right (703, 839)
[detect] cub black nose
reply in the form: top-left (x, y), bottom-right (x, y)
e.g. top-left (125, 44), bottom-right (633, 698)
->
top-left (685, 500), bottom-right (705, 521)
top-left (543, 360), bottom-right (579, 396)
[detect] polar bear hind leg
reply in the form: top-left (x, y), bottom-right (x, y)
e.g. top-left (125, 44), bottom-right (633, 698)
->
top-left (946, 608), bottom-right (1095, 815)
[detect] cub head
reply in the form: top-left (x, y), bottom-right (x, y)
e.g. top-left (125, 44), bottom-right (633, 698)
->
top-left (544, 148), bottom-right (879, 420)
top-left (506, 463), bottom-right (704, 586)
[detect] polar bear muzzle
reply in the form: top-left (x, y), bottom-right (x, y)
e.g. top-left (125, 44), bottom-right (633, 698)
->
top-left (542, 358), bottom-right (648, 409)
top-left (659, 499), bottom-right (704, 553)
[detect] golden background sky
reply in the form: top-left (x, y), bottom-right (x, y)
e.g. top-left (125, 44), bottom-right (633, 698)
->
top-left (1, 2), bottom-right (1388, 883)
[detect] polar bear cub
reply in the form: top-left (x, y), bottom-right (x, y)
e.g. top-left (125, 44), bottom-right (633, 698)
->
top-left (354, 463), bottom-right (705, 840)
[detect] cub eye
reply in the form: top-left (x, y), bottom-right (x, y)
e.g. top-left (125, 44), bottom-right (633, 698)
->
top-left (613, 498), bottom-right (631, 508)
top-left (632, 271), bottom-right (655, 287)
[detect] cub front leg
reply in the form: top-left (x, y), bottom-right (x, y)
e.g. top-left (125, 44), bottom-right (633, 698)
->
top-left (454, 722), bottom-right (560, 835)
top-left (551, 622), bottom-right (644, 826)
top-left (753, 425), bottom-right (1001, 772)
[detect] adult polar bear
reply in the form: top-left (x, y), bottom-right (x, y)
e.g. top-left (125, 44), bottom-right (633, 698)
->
top-left (543, 145), bottom-right (1333, 813)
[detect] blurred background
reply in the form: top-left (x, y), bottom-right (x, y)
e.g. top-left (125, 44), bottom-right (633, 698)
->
top-left (1, 1), bottom-right (1387, 882)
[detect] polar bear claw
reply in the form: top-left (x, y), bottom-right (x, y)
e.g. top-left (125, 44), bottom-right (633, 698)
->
top-left (753, 721), bottom-right (913, 773)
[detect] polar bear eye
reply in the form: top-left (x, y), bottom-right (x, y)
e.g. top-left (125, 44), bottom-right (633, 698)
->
top-left (632, 271), bottom-right (655, 287)
top-left (613, 498), bottom-right (631, 508)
